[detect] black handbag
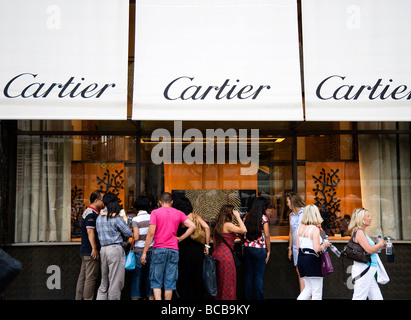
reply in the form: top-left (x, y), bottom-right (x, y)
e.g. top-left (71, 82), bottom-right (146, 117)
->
top-left (221, 237), bottom-right (243, 267)
top-left (341, 229), bottom-right (371, 264)
top-left (341, 229), bottom-right (371, 285)
top-left (203, 254), bottom-right (218, 297)
top-left (0, 248), bottom-right (22, 294)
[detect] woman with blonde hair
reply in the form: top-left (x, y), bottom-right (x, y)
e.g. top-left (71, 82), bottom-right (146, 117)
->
top-left (348, 208), bottom-right (386, 300)
top-left (296, 204), bottom-right (331, 300)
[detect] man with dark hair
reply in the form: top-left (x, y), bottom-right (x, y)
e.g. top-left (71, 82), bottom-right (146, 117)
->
top-left (159, 192), bottom-right (173, 204)
top-left (141, 192), bottom-right (196, 300)
top-left (75, 190), bottom-right (104, 300)
top-left (130, 196), bottom-right (153, 300)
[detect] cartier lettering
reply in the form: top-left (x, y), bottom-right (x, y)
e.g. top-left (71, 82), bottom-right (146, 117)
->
top-left (316, 75), bottom-right (411, 101)
top-left (3, 73), bottom-right (116, 98)
top-left (164, 76), bottom-right (271, 100)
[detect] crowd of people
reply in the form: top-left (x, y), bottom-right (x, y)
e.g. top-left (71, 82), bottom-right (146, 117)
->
top-left (75, 190), bottom-right (389, 300)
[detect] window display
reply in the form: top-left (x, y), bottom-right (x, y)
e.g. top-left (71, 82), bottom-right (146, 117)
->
top-left (11, 120), bottom-right (411, 243)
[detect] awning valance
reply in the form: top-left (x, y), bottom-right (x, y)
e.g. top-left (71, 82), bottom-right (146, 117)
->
top-left (132, 0), bottom-right (303, 121)
top-left (0, 0), bottom-right (129, 120)
top-left (2, 0), bottom-right (411, 122)
top-left (302, 0), bottom-right (411, 121)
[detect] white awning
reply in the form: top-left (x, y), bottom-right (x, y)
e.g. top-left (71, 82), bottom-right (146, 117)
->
top-left (0, 0), bottom-right (129, 120)
top-left (132, 0), bottom-right (303, 121)
top-left (302, 0), bottom-right (411, 121)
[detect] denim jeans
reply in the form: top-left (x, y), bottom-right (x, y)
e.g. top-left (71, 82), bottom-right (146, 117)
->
top-left (149, 248), bottom-right (179, 291)
top-left (131, 250), bottom-right (153, 299)
top-left (244, 246), bottom-right (267, 300)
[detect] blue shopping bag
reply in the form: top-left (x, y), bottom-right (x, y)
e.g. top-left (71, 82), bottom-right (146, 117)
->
top-left (125, 250), bottom-right (136, 271)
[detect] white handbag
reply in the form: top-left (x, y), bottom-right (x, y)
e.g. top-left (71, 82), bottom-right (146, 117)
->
top-left (376, 255), bottom-right (390, 284)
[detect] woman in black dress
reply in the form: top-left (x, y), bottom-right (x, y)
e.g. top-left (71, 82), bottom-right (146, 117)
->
top-left (173, 196), bottom-right (210, 299)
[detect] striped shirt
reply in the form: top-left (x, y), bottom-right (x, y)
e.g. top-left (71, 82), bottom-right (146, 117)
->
top-left (132, 211), bottom-right (153, 252)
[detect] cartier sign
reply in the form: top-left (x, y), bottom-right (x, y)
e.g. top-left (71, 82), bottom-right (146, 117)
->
top-left (163, 76), bottom-right (271, 101)
top-left (302, 0), bottom-right (411, 121)
top-left (3, 73), bottom-right (116, 99)
top-left (316, 76), bottom-right (411, 101)
top-left (132, 0), bottom-right (303, 121)
top-left (0, 0), bottom-right (128, 120)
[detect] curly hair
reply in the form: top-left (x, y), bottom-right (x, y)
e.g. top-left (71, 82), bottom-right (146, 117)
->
top-left (172, 196), bottom-right (193, 216)
top-left (134, 196), bottom-right (150, 212)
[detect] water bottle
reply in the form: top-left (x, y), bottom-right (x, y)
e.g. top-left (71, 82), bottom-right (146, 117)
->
top-left (128, 214), bottom-right (132, 226)
top-left (324, 235), bottom-right (341, 257)
top-left (386, 237), bottom-right (394, 263)
top-left (329, 243), bottom-right (341, 257)
top-left (323, 235), bottom-right (329, 249)
top-left (377, 235), bottom-right (382, 253)
top-left (386, 237), bottom-right (392, 255)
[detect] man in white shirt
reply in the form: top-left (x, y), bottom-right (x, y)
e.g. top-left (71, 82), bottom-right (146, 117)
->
top-left (130, 196), bottom-right (154, 300)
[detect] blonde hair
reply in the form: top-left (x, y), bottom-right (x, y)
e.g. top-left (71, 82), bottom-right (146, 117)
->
top-left (348, 208), bottom-right (368, 233)
top-left (301, 204), bottom-right (323, 226)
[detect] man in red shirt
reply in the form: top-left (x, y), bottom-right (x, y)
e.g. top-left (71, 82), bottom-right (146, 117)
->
top-left (141, 192), bottom-right (195, 300)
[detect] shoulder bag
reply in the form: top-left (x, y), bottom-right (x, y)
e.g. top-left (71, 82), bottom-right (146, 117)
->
top-left (341, 229), bottom-right (371, 284)
top-left (341, 229), bottom-right (371, 264)
top-left (0, 248), bottom-right (22, 294)
top-left (221, 237), bottom-right (243, 267)
top-left (203, 254), bottom-right (219, 297)
top-left (320, 229), bottom-right (334, 276)
top-left (321, 250), bottom-right (334, 276)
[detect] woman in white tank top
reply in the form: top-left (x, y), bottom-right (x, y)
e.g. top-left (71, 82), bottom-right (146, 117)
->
top-left (296, 205), bottom-right (331, 300)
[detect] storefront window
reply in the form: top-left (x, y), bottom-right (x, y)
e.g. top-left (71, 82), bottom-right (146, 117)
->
top-left (15, 134), bottom-right (72, 242)
top-left (14, 120), bottom-right (137, 242)
top-left (357, 126), bottom-right (411, 239)
top-left (11, 120), bottom-right (411, 243)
